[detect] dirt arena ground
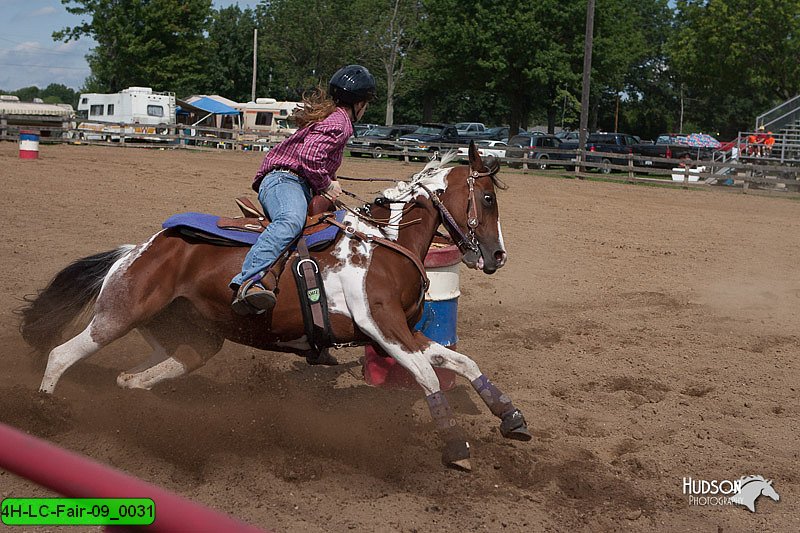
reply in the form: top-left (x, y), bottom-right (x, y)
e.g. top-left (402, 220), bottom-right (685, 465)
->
top-left (0, 142), bottom-right (798, 532)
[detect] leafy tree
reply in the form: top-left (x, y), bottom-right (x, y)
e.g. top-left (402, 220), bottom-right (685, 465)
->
top-left (352, 0), bottom-right (423, 125)
top-left (54, 0), bottom-right (214, 97)
top-left (669, 0), bottom-right (800, 137)
top-left (206, 6), bottom-right (261, 101)
top-left (257, 0), bottom-right (363, 101)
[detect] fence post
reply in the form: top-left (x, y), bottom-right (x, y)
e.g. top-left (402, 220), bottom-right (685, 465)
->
top-left (403, 144), bottom-right (409, 165)
top-left (0, 115), bottom-right (6, 140)
top-left (627, 152), bottom-right (634, 181)
top-left (574, 152), bottom-right (582, 178)
top-left (683, 164), bottom-right (690, 188)
top-left (522, 152), bottom-right (529, 173)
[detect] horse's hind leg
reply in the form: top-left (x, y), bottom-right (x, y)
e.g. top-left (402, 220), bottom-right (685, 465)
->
top-left (116, 310), bottom-right (223, 390)
top-left (414, 332), bottom-right (532, 441)
top-left (40, 321), bottom-right (104, 393)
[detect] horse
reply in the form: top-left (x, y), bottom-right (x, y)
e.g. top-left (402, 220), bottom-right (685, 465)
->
top-left (19, 142), bottom-right (531, 470)
top-left (731, 475), bottom-right (780, 512)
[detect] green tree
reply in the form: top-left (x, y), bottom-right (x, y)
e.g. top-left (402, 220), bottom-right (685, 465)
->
top-left (41, 84), bottom-right (80, 107)
top-left (206, 5), bottom-right (261, 101)
top-left (669, 0), bottom-right (800, 137)
top-left (54, 0), bottom-right (214, 97)
top-left (257, 0), bottom-right (362, 101)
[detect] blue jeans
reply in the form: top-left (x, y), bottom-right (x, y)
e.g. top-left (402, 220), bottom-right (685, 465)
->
top-left (231, 171), bottom-right (312, 288)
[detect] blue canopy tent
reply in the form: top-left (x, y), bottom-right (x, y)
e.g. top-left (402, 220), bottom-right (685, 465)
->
top-left (176, 97), bottom-right (240, 128)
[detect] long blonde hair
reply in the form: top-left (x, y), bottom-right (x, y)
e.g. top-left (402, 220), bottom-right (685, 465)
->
top-left (292, 85), bottom-right (338, 129)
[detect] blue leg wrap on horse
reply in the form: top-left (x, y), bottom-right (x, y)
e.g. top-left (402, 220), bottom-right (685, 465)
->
top-left (425, 391), bottom-right (458, 433)
top-left (471, 374), bottom-right (515, 418)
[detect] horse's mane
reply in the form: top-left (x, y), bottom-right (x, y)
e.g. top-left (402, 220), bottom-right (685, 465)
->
top-left (739, 475), bottom-right (768, 485)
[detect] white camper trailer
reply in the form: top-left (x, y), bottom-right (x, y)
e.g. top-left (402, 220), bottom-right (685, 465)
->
top-left (236, 98), bottom-right (300, 143)
top-left (76, 87), bottom-right (176, 140)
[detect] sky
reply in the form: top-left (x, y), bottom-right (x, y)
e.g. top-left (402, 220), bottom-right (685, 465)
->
top-left (0, 0), bottom-right (255, 92)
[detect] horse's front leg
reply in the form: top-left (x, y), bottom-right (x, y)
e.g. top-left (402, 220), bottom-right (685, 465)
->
top-left (413, 332), bottom-right (532, 442)
top-left (354, 305), bottom-right (472, 470)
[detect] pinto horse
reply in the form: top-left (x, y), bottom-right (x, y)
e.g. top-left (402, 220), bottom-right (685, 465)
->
top-left (19, 142), bottom-right (530, 470)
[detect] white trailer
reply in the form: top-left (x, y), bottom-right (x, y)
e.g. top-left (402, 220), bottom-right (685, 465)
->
top-left (235, 98), bottom-right (300, 143)
top-left (76, 87), bottom-right (176, 140)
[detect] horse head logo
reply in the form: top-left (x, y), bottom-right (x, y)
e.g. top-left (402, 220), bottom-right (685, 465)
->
top-left (731, 475), bottom-right (780, 513)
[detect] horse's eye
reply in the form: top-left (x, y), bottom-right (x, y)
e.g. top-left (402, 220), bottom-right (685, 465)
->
top-left (482, 193), bottom-right (495, 207)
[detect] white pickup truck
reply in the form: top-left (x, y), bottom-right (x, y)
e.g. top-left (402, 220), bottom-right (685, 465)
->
top-left (455, 122), bottom-right (486, 136)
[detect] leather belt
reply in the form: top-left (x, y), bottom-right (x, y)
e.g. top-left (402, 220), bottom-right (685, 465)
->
top-left (271, 168), bottom-right (304, 180)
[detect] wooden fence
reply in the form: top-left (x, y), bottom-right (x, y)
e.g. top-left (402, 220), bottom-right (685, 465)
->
top-left (3, 121), bottom-right (799, 194)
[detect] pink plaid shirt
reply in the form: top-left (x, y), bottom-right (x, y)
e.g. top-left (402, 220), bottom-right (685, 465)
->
top-left (253, 106), bottom-right (353, 193)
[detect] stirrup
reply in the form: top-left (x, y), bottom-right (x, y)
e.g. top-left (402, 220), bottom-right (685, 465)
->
top-left (231, 280), bottom-right (276, 315)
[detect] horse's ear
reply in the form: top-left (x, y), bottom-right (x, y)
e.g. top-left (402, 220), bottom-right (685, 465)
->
top-left (484, 155), bottom-right (500, 175)
top-left (768, 480), bottom-right (773, 485)
top-left (468, 140), bottom-right (484, 170)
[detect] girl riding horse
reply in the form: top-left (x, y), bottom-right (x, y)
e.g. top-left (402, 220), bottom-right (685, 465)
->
top-left (20, 142), bottom-right (530, 471)
top-left (231, 64), bottom-right (376, 315)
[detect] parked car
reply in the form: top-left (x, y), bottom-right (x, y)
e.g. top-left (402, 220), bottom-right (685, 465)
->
top-left (634, 133), bottom-right (717, 168)
top-left (397, 123), bottom-right (461, 159)
top-left (505, 134), bottom-right (572, 169)
top-left (455, 122), bottom-right (487, 137)
top-left (559, 132), bottom-right (641, 173)
top-left (484, 126), bottom-right (526, 142)
top-left (347, 124), bottom-right (418, 158)
top-left (353, 123), bottom-right (379, 137)
top-left (456, 140), bottom-right (507, 160)
top-left (556, 131), bottom-right (579, 142)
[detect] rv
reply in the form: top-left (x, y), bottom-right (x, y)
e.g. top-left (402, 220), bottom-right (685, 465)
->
top-left (76, 87), bottom-right (176, 140)
top-left (236, 98), bottom-right (301, 143)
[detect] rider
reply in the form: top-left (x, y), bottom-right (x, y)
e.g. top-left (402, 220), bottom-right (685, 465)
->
top-left (231, 64), bottom-right (376, 315)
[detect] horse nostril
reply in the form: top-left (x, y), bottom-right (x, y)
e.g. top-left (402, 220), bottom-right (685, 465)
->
top-left (494, 250), bottom-right (507, 264)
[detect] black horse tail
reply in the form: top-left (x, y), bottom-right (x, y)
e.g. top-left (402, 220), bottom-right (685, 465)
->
top-left (17, 245), bottom-right (134, 353)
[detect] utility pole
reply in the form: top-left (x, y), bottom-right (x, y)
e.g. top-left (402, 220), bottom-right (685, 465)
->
top-left (251, 28), bottom-right (258, 102)
top-left (578, 0), bottom-right (595, 172)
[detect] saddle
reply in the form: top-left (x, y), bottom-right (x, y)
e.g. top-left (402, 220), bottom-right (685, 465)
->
top-left (227, 195), bottom-right (339, 365)
top-left (161, 196), bottom-right (341, 248)
top-left (216, 196), bottom-right (336, 235)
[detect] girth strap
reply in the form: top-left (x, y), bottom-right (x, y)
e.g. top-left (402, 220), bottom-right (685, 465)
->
top-left (292, 237), bottom-right (333, 362)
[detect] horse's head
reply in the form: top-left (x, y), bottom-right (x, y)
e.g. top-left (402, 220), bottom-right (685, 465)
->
top-left (761, 479), bottom-right (780, 502)
top-left (439, 141), bottom-right (508, 274)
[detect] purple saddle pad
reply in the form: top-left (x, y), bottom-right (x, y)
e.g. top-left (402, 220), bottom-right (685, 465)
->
top-left (162, 210), bottom-right (345, 248)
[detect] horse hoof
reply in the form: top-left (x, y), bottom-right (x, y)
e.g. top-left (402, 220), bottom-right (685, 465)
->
top-left (448, 458), bottom-right (472, 472)
top-left (500, 409), bottom-right (533, 441)
top-left (442, 439), bottom-right (471, 471)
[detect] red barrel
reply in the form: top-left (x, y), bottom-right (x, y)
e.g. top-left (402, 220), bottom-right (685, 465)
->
top-left (363, 242), bottom-right (461, 391)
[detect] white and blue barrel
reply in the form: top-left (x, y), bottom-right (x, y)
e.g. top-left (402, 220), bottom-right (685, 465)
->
top-left (363, 242), bottom-right (461, 390)
top-left (414, 243), bottom-right (461, 347)
top-left (19, 131), bottom-right (40, 160)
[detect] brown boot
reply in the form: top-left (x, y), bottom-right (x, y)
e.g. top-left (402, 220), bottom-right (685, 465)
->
top-left (231, 280), bottom-right (276, 315)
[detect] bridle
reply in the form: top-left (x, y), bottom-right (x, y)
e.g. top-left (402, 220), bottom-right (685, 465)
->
top-left (336, 157), bottom-right (499, 257)
top-left (418, 163), bottom-right (498, 257)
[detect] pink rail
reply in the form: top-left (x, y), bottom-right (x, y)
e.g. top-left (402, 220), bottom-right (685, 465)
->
top-left (0, 422), bottom-right (267, 532)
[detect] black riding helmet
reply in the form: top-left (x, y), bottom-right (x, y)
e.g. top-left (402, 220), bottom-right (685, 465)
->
top-left (329, 65), bottom-right (376, 105)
